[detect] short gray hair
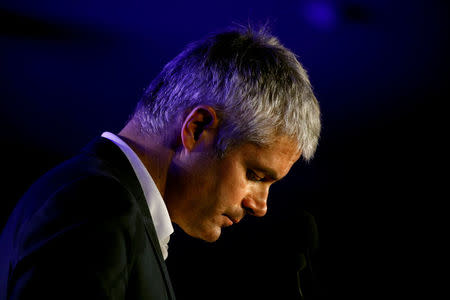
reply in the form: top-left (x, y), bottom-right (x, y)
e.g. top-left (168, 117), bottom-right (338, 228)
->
top-left (134, 25), bottom-right (321, 160)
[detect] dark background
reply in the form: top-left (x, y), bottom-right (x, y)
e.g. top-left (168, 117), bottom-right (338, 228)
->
top-left (1, 0), bottom-right (447, 299)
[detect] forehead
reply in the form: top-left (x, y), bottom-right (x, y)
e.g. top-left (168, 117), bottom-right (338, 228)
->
top-left (230, 136), bottom-right (301, 180)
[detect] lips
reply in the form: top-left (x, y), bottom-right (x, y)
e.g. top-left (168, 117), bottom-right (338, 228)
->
top-left (224, 214), bottom-right (240, 224)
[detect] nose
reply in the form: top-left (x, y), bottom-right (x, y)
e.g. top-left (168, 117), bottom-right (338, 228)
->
top-left (242, 187), bottom-right (269, 217)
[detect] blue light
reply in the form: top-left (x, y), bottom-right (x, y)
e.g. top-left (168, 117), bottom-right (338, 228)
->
top-left (302, 1), bottom-right (338, 30)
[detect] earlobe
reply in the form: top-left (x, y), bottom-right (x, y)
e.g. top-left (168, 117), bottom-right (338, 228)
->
top-left (181, 106), bottom-right (219, 151)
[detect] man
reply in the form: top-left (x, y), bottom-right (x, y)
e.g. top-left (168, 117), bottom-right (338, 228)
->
top-left (0, 25), bottom-right (320, 299)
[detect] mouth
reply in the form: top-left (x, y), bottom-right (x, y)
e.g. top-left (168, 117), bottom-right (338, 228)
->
top-left (223, 214), bottom-right (240, 225)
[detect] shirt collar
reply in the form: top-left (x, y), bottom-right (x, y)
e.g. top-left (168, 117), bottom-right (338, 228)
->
top-left (101, 132), bottom-right (174, 260)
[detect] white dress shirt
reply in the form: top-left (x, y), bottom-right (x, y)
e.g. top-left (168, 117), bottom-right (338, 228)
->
top-left (101, 132), bottom-right (174, 260)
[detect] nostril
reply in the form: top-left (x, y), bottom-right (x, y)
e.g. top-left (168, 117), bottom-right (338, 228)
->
top-left (244, 207), bottom-right (255, 216)
top-left (242, 197), bottom-right (268, 217)
top-left (251, 205), bottom-right (267, 218)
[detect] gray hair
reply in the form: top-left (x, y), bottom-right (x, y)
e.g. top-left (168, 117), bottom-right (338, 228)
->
top-left (133, 25), bottom-right (321, 160)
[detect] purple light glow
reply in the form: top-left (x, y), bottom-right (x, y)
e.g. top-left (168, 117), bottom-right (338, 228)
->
top-left (302, 1), bottom-right (338, 30)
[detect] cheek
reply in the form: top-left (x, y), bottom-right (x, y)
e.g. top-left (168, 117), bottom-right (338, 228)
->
top-left (216, 162), bottom-right (248, 207)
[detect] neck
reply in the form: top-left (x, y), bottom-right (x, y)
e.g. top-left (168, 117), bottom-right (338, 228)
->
top-left (118, 122), bottom-right (175, 198)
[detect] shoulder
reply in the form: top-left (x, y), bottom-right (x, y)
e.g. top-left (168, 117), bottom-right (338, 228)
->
top-left (14, 174), bottom-right (142, 257)
top-left (50, 174), bottom-right (137, 212)
top-left (5, 175), bottom-right (146, 299)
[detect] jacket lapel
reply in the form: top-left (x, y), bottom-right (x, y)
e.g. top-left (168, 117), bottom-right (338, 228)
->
top-left (82, 137), bottom-right (176, 299)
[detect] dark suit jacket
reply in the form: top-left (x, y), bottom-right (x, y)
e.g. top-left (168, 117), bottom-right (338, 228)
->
top-left (0, 137), bottom-right (176, 300)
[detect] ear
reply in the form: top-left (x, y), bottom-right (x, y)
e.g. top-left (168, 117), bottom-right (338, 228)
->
top-left (181, 105), bottom-right (219, 152)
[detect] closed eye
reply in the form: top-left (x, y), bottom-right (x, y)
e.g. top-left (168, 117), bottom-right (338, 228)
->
top-left (246, 169), bottom-right (265, 182)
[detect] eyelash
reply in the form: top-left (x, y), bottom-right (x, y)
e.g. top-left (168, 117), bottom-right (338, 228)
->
top-left (247, 169), bottom-right (264, 182)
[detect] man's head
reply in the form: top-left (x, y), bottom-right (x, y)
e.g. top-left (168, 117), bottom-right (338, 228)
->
top-left (130, 25), bottom-right (321, 241)
top-left (133, 25), bottom-right (320, 159)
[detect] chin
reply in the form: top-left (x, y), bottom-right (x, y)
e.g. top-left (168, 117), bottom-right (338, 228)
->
top-left (200, 229), bottom-right (221, 243)
top-left (174, 216), bottom-right (223, 242)
top-left (182, 223), bottom-right (222, 243)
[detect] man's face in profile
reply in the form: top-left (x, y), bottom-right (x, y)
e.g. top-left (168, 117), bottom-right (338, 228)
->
top-left (167, 135), bottom-right (301, 242)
